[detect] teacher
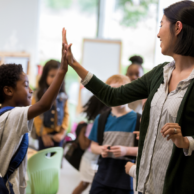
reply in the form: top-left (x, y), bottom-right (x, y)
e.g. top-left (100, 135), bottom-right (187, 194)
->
top-left (62, 1), bottom-right (194, 194)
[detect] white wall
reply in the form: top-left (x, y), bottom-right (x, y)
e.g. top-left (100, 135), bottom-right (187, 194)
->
top-left (0, 0), bottom-right (40, 86)
top-left (154, 0), bottom-right (194, 65)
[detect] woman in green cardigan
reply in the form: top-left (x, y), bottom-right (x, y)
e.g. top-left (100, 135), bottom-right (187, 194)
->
top-left (62, 1), bottom-right (194, 194)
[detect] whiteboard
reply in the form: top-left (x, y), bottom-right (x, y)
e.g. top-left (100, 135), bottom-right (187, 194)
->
top-left (0, 52), bottom-right (30, 74)
top-left (4, 57), bottom-right (29, 74)
top-left (82, 39), bottom-right (122, 82)
top-left (76, 39), bottom-right (122, 113)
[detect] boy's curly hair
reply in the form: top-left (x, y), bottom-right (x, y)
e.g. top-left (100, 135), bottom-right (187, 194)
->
top-left (0, 64), bottom-right (23, 104)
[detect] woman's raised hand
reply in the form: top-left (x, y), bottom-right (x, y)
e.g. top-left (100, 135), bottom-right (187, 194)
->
top-left (61, 27), bottom-right (88, 80)
top-left (62, 28), bottom-right (76, 66)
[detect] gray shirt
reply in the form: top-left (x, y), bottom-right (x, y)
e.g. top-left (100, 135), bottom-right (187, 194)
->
top-left (0, 106), bottom-right (33, 194)
top-left (137, 61), bottom-right (194, 194)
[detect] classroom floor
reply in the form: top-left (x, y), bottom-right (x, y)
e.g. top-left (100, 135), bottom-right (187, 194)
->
top-left (58, 159), bottom-right (91, 194)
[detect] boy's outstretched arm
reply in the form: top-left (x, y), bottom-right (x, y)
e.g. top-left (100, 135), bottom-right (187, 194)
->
top-left (28, 28), bottom-right (68, 120)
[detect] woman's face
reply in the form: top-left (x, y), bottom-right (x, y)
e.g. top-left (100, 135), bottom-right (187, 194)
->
top-left (126, 64), bottom-right (144, 81)
top-left (157, 15), bottom-right (175, 56)
top-left (46, 68), bottom-right (58, 86)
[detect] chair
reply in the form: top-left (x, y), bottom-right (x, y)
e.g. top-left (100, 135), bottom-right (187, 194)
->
top-left (26, 147), bottom-right (63, 194)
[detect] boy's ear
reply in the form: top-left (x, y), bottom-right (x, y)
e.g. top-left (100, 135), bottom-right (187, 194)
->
top-left (3, 86), bottom-right (14, 97)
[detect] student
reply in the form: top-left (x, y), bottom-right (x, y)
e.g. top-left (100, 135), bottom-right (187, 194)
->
top-left (62, 1), bottom-right (194, 193)
top-left (72, 95), bottom-right (109, 194)
top-left (0, 29), bottom-right (67, 194)
top-left (126, 56), bottom-right (144, 114)
top-left (87, 75), bottom-right (140, 194)
top-left (32, 60), bottom-right (69, 150)
top-left (126, 55), bottom-right (144, 82)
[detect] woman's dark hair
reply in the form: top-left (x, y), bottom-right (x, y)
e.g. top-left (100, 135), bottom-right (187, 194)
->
top-left (164, 1), bottom-right (194, 57)
top-left (37, 60), bottom-right (66, 100)
top-left (129, 55), bottom-right (143, 66)
top-left (82, 95), bottom-right (110, 121)
top-left (0, 64), bottom-right (23, 104)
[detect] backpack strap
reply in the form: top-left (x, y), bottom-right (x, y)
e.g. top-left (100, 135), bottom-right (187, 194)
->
top-left (0, 107), bottom-right (29, 180)
top-left (5, 133), bottom-right (29, 179)
top-left (0, 107), bottom-right (14, 116)
top-left (134, 113), bottom-right (141, 147)
top-left (97, 110), bottom-right (111, 146)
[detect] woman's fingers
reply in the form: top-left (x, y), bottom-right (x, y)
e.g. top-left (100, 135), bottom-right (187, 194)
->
top-left (67, 43), bottom-right (72, 51)
top-left (161, 123), bottom-right (178, 132)
top-left (162, 128), bottom-right (180, 137)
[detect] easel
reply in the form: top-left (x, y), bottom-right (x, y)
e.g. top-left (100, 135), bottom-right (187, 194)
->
top-left (76, 38), bottom-right (122, 114)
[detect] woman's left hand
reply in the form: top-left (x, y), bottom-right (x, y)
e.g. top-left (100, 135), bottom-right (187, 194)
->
top-left (161, 123), bottom-right (189, 149)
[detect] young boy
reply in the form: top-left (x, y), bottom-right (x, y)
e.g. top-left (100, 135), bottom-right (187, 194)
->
top-left (0, 28), bottom-right (68, 194)
top-left (88, 75), bottom-right (140, 194)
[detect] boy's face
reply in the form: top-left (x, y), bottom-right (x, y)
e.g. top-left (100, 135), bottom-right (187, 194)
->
top-left (13, 73), bottom-right (33, 106)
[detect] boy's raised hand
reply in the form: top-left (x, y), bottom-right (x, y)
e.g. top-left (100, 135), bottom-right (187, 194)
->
top-left (61, 28), bottom-right (68, 72)
top-left (62, 28), bottom-right (75, 66)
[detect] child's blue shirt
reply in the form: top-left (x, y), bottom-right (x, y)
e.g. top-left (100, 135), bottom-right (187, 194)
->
top-left (89, 110), bottom-right (138, 191)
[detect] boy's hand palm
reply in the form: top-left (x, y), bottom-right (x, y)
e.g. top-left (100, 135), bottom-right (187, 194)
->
top-left (61, 28), bottom-right (68, 72)
top-left (62, 28), bottom-right (75, 66)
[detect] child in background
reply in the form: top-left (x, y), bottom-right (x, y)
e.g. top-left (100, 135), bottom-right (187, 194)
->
top-left (32, 60), bottom-right (69, 150)
top-left (72, 95), bottom-right (109, 194)
top-left (88, 75), bottom-right (140, 194)
top-left (126, 55), bottom-right (144, 114)
top-left (0, 28), bottom-right (68, 194)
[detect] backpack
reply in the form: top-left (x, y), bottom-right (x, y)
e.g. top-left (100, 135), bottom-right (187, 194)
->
top-left (0, 107), bottom-right (29, 194)
top-left (64, 122), bottom-right (87, 170)
top-left (97, 110), bottom-right (141, 160)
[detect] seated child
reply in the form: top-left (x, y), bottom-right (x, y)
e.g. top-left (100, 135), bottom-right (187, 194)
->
top-left (0, 28), bottom-right (68, 194)
top-left (88, 75), bottom-right (141, 194)
top-left (32, 59), bottom-right (69, 150)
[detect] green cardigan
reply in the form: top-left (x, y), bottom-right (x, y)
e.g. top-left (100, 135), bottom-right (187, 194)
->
top-left (85, 62), bottom-right (194, 194)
